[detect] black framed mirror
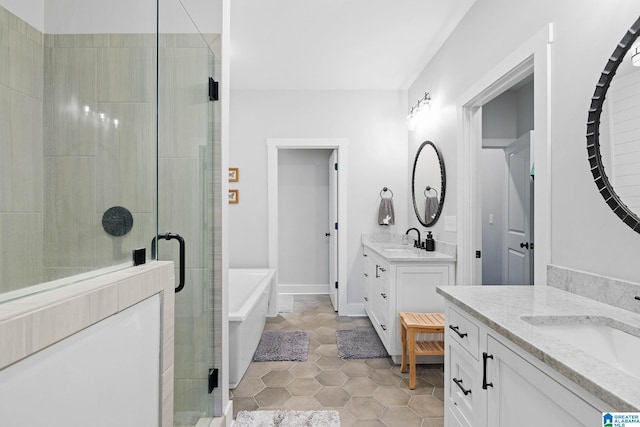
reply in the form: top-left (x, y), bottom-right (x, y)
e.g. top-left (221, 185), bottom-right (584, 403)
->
top-left (587, 16), bottom-right (640, 233)
top-left (411, 140), bottom-right (446, 227)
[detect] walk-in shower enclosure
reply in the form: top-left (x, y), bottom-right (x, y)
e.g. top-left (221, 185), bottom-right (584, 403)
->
top-left (0, 0), bottom-right (222, 424)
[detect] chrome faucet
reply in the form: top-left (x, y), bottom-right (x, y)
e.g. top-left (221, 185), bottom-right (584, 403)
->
top-left (405, 228), bottom-right (421, 248)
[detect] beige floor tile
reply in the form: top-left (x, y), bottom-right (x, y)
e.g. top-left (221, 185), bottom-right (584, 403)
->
top-left (373, 387), bottom-right (411, 406)
top-left (346, 396), bottom-right (385, 419)
top-left (286, 378), bottom-right (322, 396)
top-left (254, 387), bottom-right (292, 407)
top-left (289, 362), bottom-right (321, 378)
top-left (341, 361), bottom-right (373, 378)
top-left (380, 406), bottom-right (424, 427)
top-left (314, 386), bottom-right (351, 407)
top-left (408, 395), bottom-right (446, 417)
top-left (342, 377), bottom-right (378, 396)
top-left (230, 295), bottom-right (444, 426)
top-left (230, 377), bottom-right (264, 397)
top-left (261, 370), bottom-right (294, 387)
top-left (315, 369), bottom-right (349, 386)
top-left (280, 396), bottom-right (322, 410)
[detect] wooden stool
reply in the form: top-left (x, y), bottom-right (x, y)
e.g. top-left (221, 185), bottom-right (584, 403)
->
top-left (399, 312), bottom-right (445, 389)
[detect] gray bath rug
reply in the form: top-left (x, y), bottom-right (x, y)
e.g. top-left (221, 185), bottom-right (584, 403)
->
top-left (234, 410), bottom-right (340, 427)
top-left (336, 329), bottom-right (389, 359)
top-left (253, 331), bottom-right (309, 362)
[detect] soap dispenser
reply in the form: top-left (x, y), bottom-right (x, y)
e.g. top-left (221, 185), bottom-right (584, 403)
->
top-left (425, 231), bottom-right (435, 252)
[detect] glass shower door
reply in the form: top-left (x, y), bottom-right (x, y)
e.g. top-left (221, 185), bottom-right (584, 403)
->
top-left (158, 0), bottom-right (221, 424)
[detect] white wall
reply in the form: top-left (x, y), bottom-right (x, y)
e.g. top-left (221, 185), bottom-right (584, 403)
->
top-left (278, 149), bottom-right (331, 289)
top-left (408, 0), bottom-right (640, 284)
top-left (230, 90), bottom-right (408, 308)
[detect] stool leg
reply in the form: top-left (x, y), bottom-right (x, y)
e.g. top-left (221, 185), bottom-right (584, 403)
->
top-left (400, 322), bottom-right (407, 373)
top-left (408, 329), bottom-right (417, 390)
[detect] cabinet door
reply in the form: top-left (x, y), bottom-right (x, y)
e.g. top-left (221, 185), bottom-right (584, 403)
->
top-left (485, 335), bottom-right (602, 427)
top-left (396, 265), bottom-right (447, 313)
top-left (446, 341), bottom-right (485, 427)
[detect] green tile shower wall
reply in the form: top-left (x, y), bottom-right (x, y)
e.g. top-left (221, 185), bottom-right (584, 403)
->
top-left (0, 6), bottom-right (44, 293)
top-left (0, 5), bottom-right (161, 292)
top-left (42, 33), bottom-right (157, 280)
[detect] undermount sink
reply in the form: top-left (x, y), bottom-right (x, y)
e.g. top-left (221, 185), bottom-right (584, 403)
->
top-left (383, 247), bottom-right (417, 253)
top-left (380, 247), bottom-right (427, 256)
top-left (522, 316), bottom-right (640, 378)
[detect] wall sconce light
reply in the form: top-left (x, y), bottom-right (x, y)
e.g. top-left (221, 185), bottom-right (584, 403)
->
top-left (407, 92), bottom-right (431, 130)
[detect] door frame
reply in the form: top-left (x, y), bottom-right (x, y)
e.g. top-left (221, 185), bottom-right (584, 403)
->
top-left (457, 24), bottom-right (553, 285)
top-left (267, 138), bottom-right (348, 315)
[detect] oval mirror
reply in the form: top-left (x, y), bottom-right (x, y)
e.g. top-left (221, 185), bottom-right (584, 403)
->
top-left (587, 16), bottom-right (640, 233)
top-left (412, 141), bottom-right (446, 227)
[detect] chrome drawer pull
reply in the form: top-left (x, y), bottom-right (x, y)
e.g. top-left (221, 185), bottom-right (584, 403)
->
top-left (449, 324), bottom-right (468, 338)
top-left (453, 378), bottom-right (472, 395)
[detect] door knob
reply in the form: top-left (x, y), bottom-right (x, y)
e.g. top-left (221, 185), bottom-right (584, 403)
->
top-left (520, 242), bottom-right (530, 249)
top-left (325, 233), bottom-right (331, 237)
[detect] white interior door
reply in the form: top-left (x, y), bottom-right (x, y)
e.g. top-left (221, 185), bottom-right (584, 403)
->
top-left (503, 132), bottom-right (533, 285)
top-left (328, 150), bottom-right (338, 311)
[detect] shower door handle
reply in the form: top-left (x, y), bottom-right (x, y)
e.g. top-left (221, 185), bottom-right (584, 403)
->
top-left (151, 232), bottom-right (186, 293)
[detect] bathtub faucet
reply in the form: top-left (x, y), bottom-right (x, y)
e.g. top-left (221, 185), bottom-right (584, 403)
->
top-left (405, 228), bottom-right (421, 248)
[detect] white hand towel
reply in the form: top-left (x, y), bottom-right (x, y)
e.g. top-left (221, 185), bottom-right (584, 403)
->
top-left (378, 198), bottom-right (395, 225)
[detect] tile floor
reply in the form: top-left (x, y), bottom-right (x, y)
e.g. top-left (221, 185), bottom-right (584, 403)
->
top-left (230, 295), bottom-right (445, 427)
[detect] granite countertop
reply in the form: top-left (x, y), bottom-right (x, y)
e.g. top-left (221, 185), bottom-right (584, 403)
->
top-left (436, 285), bottom-right (640, 411)
top-left (362, 235), bottom-right (456, 262)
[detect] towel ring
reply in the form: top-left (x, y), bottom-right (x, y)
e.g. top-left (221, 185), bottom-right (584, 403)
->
top-left (380, 187), bottom-right (394, 199)
top-left (424, 186), bottom-right (438, 198)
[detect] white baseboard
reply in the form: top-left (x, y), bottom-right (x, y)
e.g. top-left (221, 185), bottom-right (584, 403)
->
top-left (278, 283), bottom-right (329, 294)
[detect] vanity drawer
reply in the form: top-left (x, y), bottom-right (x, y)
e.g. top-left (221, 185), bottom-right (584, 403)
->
top-left (371, 304), bottom-right (390, 341)
top-left (447, 306), bottom-right (479, 360)
top-left (377, 281), bottom-right (390, 311)
top-left (448, 343), bottom-right (477, 427)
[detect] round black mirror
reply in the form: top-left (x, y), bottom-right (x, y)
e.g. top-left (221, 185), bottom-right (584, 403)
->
top-left (411, 141), bottom-right (446, 227)
top-left (587, 16), bottom-right (640, 233)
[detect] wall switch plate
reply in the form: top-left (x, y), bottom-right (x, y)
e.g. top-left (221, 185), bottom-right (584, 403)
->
top-left (489, 214), bottom-right (494, 225)
top-left (445, 216), bottom-right (457, 232)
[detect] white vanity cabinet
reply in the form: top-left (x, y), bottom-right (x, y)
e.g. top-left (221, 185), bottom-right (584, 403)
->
top-left (444, 302), bottom-right (606, 427)
top-left (362, 245), bottom-right (455, 362)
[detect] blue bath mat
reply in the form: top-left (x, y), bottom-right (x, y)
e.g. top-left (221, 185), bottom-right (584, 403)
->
top-left (336, 329), bottom-right (389, 359)
top-left (253, 331), bottom-right (309, 362)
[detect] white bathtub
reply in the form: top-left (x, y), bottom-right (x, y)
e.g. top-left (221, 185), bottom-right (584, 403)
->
top-left (228, 268), bottom-right (276, 388)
